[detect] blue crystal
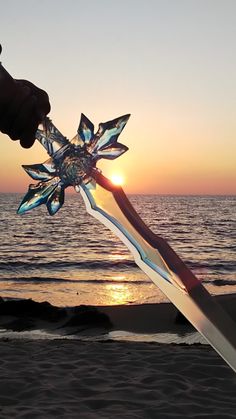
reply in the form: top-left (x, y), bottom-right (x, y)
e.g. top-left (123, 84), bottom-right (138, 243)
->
top-left (22, 161), bottom-right (55, 181)
top-left (78, 114), bottom-right (94, 144)
top-left (46, 184), bottom-right (65, 215)
top-left (17, 178), bottom-right (60, 214)
top-left (18, 114), bottom-right (130, 215)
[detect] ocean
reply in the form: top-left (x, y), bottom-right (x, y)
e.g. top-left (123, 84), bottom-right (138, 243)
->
top-left (0, 193), bottom-right (235, 308)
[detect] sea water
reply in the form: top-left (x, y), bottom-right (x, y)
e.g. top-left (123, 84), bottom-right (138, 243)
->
top-left (0, 194), bottom-right (235, 308)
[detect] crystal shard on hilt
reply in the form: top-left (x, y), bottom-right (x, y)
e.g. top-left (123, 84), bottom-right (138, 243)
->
top-left (18, 114), bottom-right (130, 215)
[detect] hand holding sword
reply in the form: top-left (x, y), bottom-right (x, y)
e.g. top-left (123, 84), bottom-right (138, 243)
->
top-left (0, 44), bottom-right (50, 148)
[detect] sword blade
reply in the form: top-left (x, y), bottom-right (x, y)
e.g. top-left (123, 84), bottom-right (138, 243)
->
top-left (80, 172), bottom-right (236, 373)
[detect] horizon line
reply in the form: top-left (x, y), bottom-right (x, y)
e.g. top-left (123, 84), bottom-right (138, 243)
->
top-left (0, 191), bottom-right (235, 197)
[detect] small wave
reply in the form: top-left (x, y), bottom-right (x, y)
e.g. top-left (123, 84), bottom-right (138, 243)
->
top-left (212, 279), bottom-right (236, 286)
top-left (187, 261), bottom-right (236, 273)
top-left (0, 276), bottom-right (149, 285)
top-left (0, 259), bottom-right (137, 270)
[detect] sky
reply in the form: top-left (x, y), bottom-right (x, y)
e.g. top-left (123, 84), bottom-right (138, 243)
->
top-left (0, 0), bottom-right (236, 194)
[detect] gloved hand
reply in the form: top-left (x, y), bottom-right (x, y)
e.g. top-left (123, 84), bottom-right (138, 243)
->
top-left (0, 45), bottom-right (50, 148)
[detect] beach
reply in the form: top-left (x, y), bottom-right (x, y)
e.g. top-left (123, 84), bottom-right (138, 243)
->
top-left (0, 340), bottom-right (235, 418)
top-left (0, 194), bottom-right (235, 417)
top-left (0, 294), bottom-right (235, 418)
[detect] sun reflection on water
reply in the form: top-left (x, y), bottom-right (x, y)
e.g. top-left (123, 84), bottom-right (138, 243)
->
top-left (105, 282), bottom-right (132, 305)
top-left (111, 275), bottom-right (126, 281)
top-left (108, 253), bottom-right (129, 261)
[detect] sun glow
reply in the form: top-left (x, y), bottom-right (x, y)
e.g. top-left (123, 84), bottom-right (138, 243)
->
top-left (111, 173), bottom-right (125, 186)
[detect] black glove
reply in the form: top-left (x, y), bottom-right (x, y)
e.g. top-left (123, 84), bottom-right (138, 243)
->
top-left (0, 45), bottom-right (51, 148)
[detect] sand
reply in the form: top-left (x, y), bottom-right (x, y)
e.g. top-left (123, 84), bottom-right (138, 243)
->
top-left (0, 294), bottom-right (235, 418)
top-left (0, 339), bottom-right (235, 419)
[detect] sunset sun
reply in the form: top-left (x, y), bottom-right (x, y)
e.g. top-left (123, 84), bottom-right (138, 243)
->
top-left (111, 173), bottom-right (125, 186)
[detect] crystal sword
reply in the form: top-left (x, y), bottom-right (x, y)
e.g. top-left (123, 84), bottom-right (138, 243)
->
top-left (17, 115), bottom-right (236, 372)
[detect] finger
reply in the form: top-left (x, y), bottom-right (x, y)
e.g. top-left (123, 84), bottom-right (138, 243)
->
top-left (16, 79), bottom-right (51, 117)
top-left (0, 83), bottom-right (31, 135)
top-left (7, 94), bottom-right (41, 147)
top-left (7, 95), bottom-right (37, 141)
top-left (19, 118), bottom-right (39, 148)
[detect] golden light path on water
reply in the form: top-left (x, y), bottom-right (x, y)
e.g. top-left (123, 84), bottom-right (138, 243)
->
top-left (0, 194), bottom-right (235, 308)
top-left (105, 281), bottom-right (133, 305)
